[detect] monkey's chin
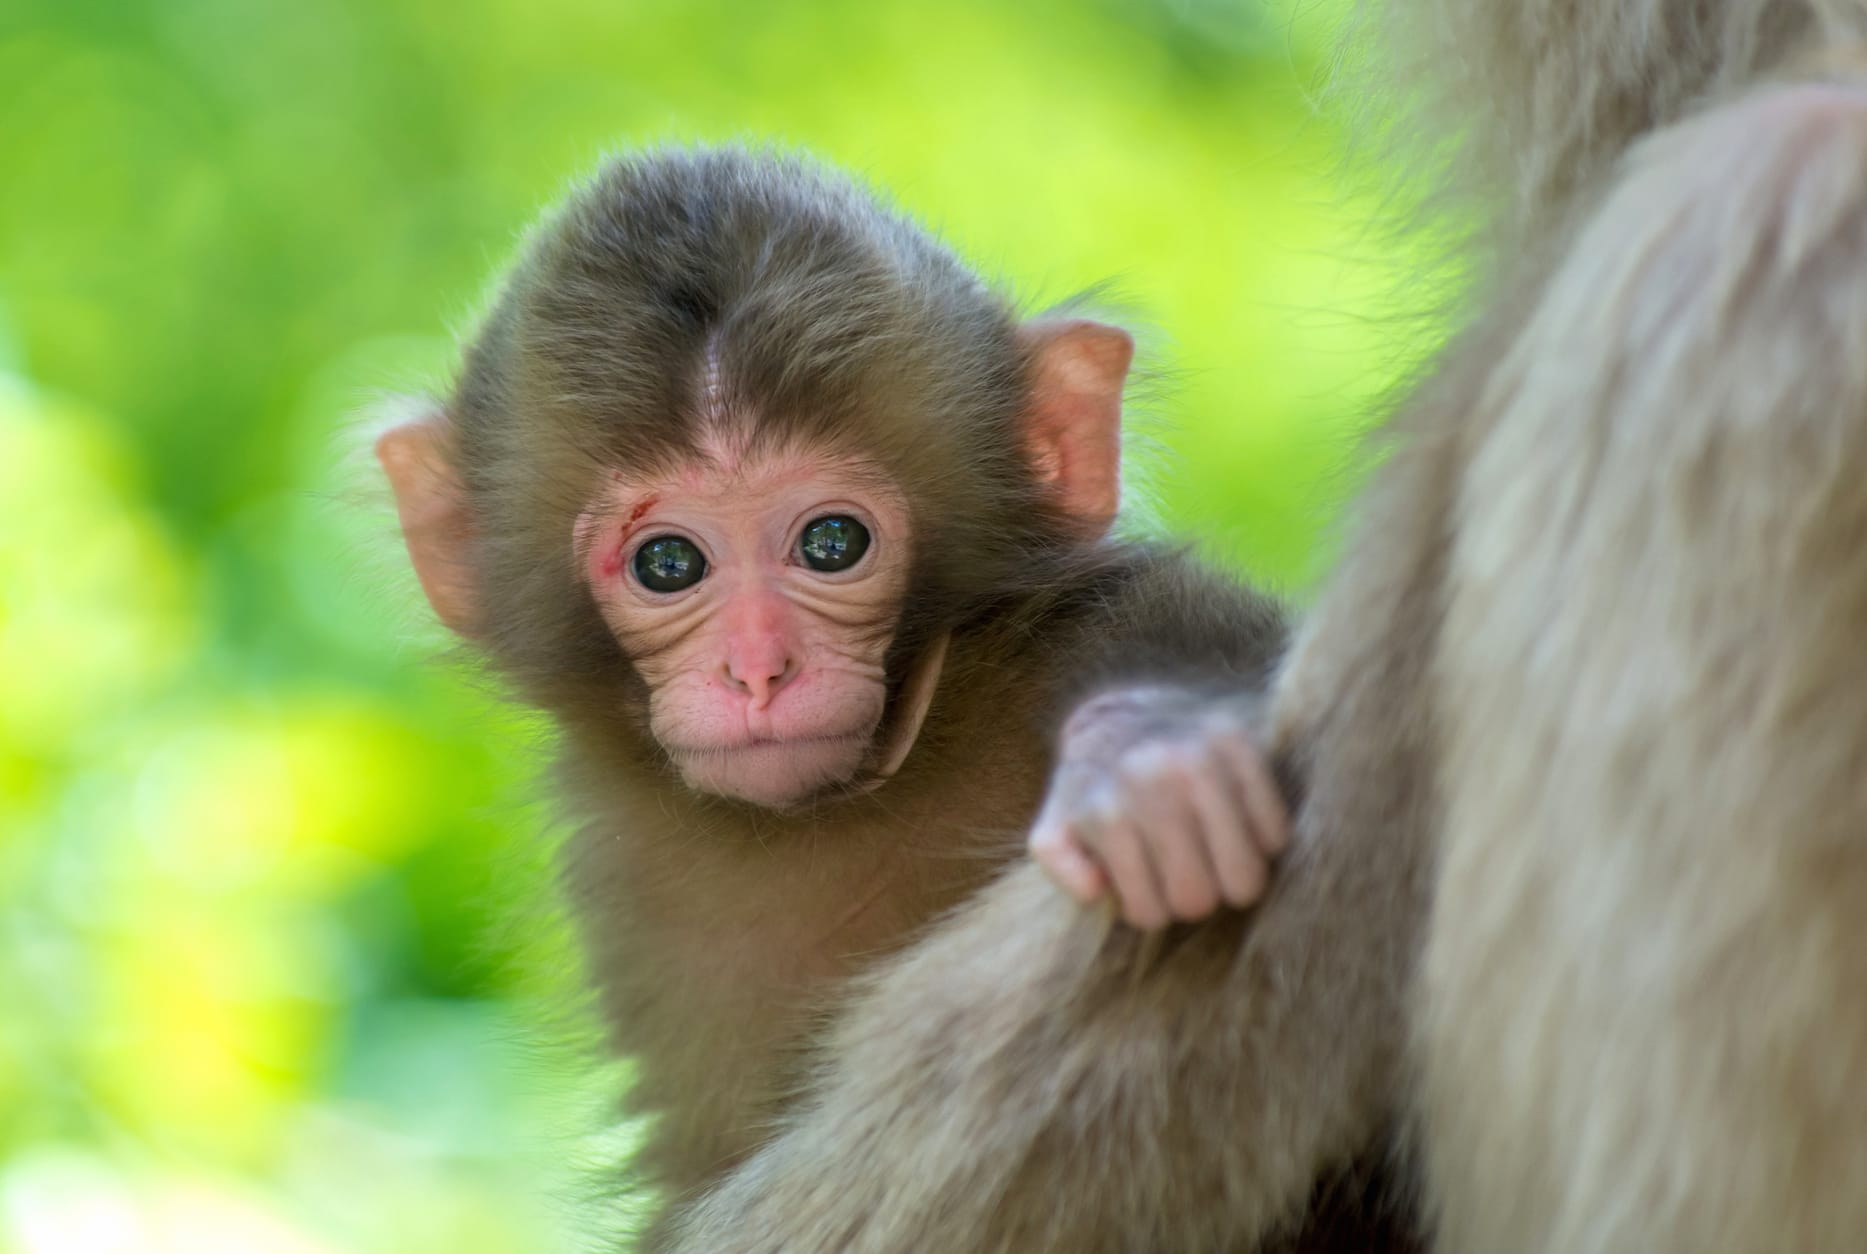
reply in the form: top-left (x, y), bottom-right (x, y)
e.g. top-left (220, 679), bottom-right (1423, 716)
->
top-left (673, 736), bottom-right (870, 809)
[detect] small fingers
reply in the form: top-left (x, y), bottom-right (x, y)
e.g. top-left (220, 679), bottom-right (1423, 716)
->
top-left (1183, 767), bottom-right (1269, 909)
top-left (1213, 729), bottom-right (1290, 855)
top-left (1096, 820), bottom-right (1172, 930)
top-left (1151, 822), bottom-right (1222, 922)
top-left (1030, 822), bottom-right (1109, 905)
top-left (1129, 775), bottom-right (1222, 922)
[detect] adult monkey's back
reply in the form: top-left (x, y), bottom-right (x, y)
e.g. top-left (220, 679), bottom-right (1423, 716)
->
top-left (666, 1), bottom-right (1867, 1250)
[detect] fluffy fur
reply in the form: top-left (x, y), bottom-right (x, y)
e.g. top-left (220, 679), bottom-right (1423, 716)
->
top-left (658, 3), bottom-right (1867, 1252)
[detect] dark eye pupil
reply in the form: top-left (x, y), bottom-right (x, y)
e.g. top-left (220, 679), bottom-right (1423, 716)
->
top-left (631, 535), bottom-right (706, 592)
top-left (799, 515), bottom-right (870, 572)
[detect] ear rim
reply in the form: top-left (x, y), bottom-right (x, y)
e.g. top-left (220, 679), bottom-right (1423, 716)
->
top-left (859, 630), bottom-right (951, 790)
top-left (375, 405), bottom-right (481, 638)
top-left (1017, 317), bottom-right (1133, 539)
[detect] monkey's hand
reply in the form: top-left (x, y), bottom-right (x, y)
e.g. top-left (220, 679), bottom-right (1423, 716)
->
top-left (1029, 686), bottom-right (1289, 930)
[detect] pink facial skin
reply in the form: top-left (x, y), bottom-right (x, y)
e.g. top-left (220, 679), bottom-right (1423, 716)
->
top-left (578, 442), bottom-right (913, 808)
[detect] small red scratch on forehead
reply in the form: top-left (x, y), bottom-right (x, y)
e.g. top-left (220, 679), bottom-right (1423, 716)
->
top-left (587, 494), bottom-right (661, 581)
top-left (612, 494), bottom-right (660, 555)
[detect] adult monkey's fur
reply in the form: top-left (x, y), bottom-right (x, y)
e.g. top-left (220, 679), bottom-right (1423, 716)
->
top-left (662, 0), bottom-right (1867, 1250)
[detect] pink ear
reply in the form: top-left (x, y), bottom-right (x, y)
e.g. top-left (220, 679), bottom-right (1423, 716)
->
top-left (376, 407), bottom-right (480, 637)
top-left (1019, 319), bottom-right (1132, 537)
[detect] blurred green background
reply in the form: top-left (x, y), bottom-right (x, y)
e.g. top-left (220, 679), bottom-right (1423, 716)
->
top-left (0, 0), bottom-right (1405, 1249)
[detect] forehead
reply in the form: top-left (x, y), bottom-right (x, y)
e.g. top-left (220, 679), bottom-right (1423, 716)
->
top-left (601, 435), bottom-right (902, 510)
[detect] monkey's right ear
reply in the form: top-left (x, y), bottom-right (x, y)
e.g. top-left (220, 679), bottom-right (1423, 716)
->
top-left (1018, 319), bottom-right (1133, 538)
top-left (376, 408), bottom-right (481, 637)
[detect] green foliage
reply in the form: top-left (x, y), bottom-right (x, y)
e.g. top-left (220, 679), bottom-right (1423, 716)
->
top-left (0, 0), bottom-right (1399, 1248)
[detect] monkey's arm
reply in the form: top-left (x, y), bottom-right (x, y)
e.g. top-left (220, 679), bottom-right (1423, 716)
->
top-left (1059, 545), bottom-right (1292, 710)
top-left (1025, 550), bottom-right (1296, 927)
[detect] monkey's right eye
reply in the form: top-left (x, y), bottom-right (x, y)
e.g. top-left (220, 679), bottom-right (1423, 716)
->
top-left (631, 535), bottom-right (707, 592)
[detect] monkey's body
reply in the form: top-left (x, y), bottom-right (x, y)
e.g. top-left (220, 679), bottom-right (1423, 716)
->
top-left (555, 553), bottom-right (1283, 1210)
top-left (561, 646), bottom-right (1041, 1200)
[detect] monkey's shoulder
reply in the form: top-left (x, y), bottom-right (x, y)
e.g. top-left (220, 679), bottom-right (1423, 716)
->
top-left (969, 539), bottom-right (1289, 696)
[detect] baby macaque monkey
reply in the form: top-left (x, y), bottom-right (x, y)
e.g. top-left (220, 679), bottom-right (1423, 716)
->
top-left (377, 145), bottom-right (1289, 1240)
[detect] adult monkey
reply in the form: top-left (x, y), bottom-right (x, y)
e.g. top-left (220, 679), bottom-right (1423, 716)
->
top-left (664, 1), bottom-right (1867, 1251)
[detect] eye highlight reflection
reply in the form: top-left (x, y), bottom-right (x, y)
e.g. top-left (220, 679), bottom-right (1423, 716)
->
top-left (632, 535), bottom-right (707, 592)
top-left (798, 515), bottom-right (870, 572)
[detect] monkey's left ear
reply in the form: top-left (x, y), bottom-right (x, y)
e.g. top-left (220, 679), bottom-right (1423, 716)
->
top-left (1018, 319), bottom-right (1133, 537)
top-left (376, 405), bottom-right (481, 638)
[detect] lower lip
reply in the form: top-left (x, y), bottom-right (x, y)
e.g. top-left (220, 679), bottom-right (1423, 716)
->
top-left (675, 733), bottom-right (867, 756)
top-left (673, 735), bottom-right (871, 803)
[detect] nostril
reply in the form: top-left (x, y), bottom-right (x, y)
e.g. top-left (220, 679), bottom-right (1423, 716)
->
top-left (757, 660), bottom-right (795, 699)
top-left (723, 653), bottom-right (796, 701)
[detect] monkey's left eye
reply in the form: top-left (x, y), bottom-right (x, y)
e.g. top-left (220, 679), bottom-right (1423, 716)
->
top-left (798, 515), bottom-right (871, 572)
top-left (632, 535), bottom-right (707, 592)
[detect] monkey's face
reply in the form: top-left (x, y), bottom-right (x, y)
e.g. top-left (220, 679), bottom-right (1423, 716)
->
top-left (577, 440), bottom-right (914, 807)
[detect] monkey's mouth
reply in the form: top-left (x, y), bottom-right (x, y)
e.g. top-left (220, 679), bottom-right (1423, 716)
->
top-left (669, 734), bottom-right (872, 807)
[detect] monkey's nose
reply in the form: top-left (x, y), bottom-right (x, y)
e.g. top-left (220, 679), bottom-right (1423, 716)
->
top-left (723, 644), bottom-right (796, 708)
